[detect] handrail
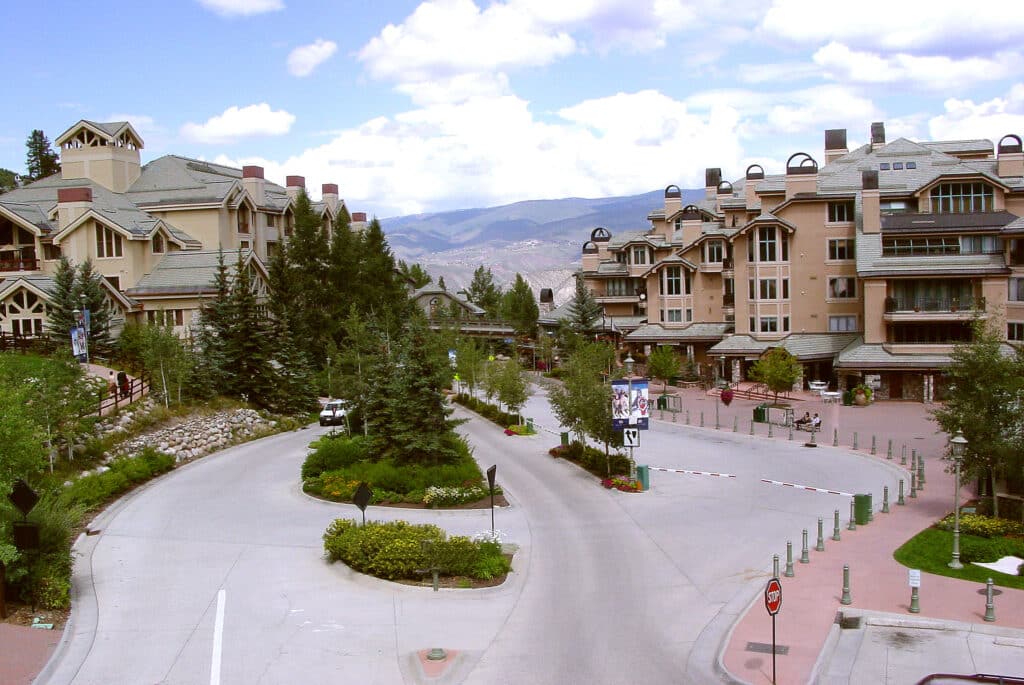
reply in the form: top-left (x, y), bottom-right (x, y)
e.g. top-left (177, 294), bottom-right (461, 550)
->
top-left (917, 674), bottom-right (1024, 684)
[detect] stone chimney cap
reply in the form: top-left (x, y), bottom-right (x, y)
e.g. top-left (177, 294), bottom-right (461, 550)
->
top-left (871, 122), bottom-right (885, 145)
top-left (825, 129), bottom-right (848, 151)
top-left (286, 175), bottom-right (305, 188)
top-left (705, 168), bottom-right (722, 188)
top-left (322, 183), bottom-right (339, 195)
top-left (57, 187), bottom-right (93, 203)
top-left (351, 212), bottom-right (367, 222)
top-left (862, 169), bottom-right (879, 190)
top-left (242, 165), bottom-right (265, 179)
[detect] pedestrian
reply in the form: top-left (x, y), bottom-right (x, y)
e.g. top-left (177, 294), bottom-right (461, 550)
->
top-left (107, 371), bottom-right (117, 398)
top-left (117, 370), bottom-right (129, 399)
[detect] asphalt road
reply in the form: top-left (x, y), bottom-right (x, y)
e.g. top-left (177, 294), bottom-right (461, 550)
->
top-left (41, 385), bottom-right (903, 684)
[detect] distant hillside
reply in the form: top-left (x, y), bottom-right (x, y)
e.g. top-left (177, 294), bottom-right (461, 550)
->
top-left (385, 188), bottom-right (703, 303)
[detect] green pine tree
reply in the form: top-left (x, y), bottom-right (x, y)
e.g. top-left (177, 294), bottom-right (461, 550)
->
top-left (566, 275), bottom-right (603, 336)
top-left (287, 190), bottom-right (331, 364)
top-left (193, 249), bottom-right (234, 396)
top-left (356, 218), bottom-right (410, 327)
top-left (223, 250), bottom-right (275, 407)
top-left (327, 210), bottom-right (360, 344)
top-left (466, 265), bottom-right (503, 318)
top-left (45, 256), bottom-right (80, 342)
top-left (502, 273), bottom-right (539, 336)
top-left (25, 130), bottom-right (60, 182)
top-left (75, 259), bottom-right (114, 355)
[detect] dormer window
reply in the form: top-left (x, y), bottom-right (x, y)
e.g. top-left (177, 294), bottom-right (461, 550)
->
top-left (631, 246), bottom-right (648, 265)
top-left (704, 240), bottom-right (724, 263)
top-left (237, 208), bottom-right (251, 233)
top-left (930, 182), bottom-right (993, 214)
top-left (152, 234), bottom-right (165, 254)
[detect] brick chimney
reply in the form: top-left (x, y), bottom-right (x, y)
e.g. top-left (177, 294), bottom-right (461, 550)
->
top-left (286, 175), bottom-right (305, 200)
top-left (242, 166), bottom-right (266, 205)
top-left (784, 153), bottom-right (818, 200)
top-left (861, 170), bottom-right (880, 234)
top-left (322, 183), bottom-right (339, 213)
top-left (997, 135), bottom-right (1024, 178)
top-left (56, 187), bottom-right (93, 226)
top-left (351, 212), bottom-right (368, 232)
top-left (870, 122), bottom-right (886, 151)
top-left (704, 168), bottom-right (721, 200)
top-left (825, 128), bottom-right (848, 165)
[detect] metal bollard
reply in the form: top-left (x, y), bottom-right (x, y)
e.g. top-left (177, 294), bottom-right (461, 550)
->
top-left (911, 449), bottom-right (917, 473)
top-left (898, 479), bottom-right (906, 505)
top-left (910, 472), bottom-right (917, 498)
top-left (800, 529), bottom-right (810, 563)
top-left (848, 499), bottom-right (857, 530)
top-left (686, 409), bottom-right (690, 425)
top-left (773, 554), bottom-right (779, 579)
top-left (768, 421), bottom-right (773, 438)
top-left (882, 486), bottom-right (890, 513)
top-left (841, 565), bottom-right (852, 605)
top-left (853, 432), bottom-right (858, 450)
top-left (918, 454), bottom-right (926, 487)
top-left (750, 420), bottom-right (755, 436)
top-left (816, 517), bottom-right (825, 551)
top-left (985, 578), bottom-right (996, 622)
top-left (833, 428), bottom-right (838, 447)
top-left (700, 411), bottom-right (704, 428)
top-left (868, 496), bottom-right (874, 522)
top-left (901, 445), bottom-right (907, 465)
top-left (871, 435), bottom-right (876, 455)
top-left (789, 424), bottom-right (793, 441)
top-left (673, 410), bottom-right (677, 423)
top-left (910, 585), bottom-right (920, 613)
top-left (887, 439), bottom-right (893, 460)
top-left (832, 509), bottom-right (841, 541)
top-left (733, 415), bottom-right (738, 432)
top-left (784, 541), bottom-right (795, 577)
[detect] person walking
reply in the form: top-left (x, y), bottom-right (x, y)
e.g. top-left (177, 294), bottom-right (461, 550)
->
top-left (117, 370), bottom-right (129, 399)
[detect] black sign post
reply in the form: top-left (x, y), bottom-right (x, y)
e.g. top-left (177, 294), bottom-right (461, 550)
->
top-left (486, 465), bottom-right (497, 536)
top-left (353, 482), bottom-right (372, 526)
top-left (5, 479), bottom-right (41, 619)
top-left (764, 577), bottom-right (783, 684)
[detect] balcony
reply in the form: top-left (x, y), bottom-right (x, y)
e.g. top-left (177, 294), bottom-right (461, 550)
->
top-left (699, 260), bottom-right (723, 274)
top-left (0, 258), bottom-right (40, 273)
top-left (721, 257), bottom-right (734, 277)
top-left (722, 292), bottom-right (735, 312)
top-left (595, 294), bottom-right (640, 305)
top-left (883, 295), bottom-right (985, 322)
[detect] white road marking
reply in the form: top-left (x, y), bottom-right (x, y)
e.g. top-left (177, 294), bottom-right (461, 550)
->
top-left (210, 588), bottom-right (226, 685)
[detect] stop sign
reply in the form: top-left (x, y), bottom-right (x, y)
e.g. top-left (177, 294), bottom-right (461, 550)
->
top-left (764, 577), bottom-right (783, 615)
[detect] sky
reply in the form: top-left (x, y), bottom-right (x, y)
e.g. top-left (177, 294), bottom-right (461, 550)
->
top-left (2, 0), bottom-right (1024, 218)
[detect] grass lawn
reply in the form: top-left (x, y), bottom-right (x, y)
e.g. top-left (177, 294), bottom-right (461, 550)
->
top-left (894, 527), bottom-right (1024, 590)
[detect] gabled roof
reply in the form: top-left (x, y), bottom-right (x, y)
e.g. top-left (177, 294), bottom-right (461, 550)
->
top-left (626, 322), bottom-right (731, 342)
top-left (55, 120), bottom-right (144, 149)
top-left (642, 253), bottom-right (697, 276)
top-left (125, 249), bottom-right (266, 297)
top-left (709, 333), bottom-right (858, 360)
top-left (411, 285), bottom-right (485, 315)
top-left (0, 273), bottom-right (136, 312)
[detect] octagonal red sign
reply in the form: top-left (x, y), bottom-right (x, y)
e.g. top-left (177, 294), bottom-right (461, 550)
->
top-left (764, 577), bottom-right (783, 615)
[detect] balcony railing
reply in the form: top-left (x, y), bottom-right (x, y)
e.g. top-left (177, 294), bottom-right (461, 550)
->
top-left (722, 293), bottom-right (735, 307)
top-left (884, 296), bottom-right (984, 313)
top-left (0, 258), bottom-right (40, 272)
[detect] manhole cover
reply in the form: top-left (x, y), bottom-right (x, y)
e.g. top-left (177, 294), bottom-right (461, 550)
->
top-left (746, 642), bottom-right (789, 655)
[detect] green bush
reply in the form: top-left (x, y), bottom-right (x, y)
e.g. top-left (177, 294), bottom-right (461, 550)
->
top-left (58, 448), bottom-right (175, 509)
top-left (323, 518), bottom-right (510, 582)
top-left (302, 435), bottom-right (369, 480)
top-left (551, 440), bottom-right (630, 479)
top-left (936, 513), bottom-right (1024, 538)
top-left (956, 534), bottom-right (1024, 564)
top-left (454, 393), bottom-right (519, 428)
top-left (0, 492), bottom-right (81, 609)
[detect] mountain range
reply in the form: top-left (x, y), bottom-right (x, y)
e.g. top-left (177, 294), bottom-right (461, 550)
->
top-left (384, 187), bottom-right (704, 304)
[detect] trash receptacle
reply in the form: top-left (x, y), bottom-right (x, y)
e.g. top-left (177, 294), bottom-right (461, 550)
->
top-left (560, 431), bottom-right (569, 447)
top-left (753, 404), bottom-right (767, 423)
top-left (854, 493), bottom-right (872, 525)
top-left (636, 465), bottom-right (650, 491)
top-left (656, 396), bottom-right (667, 410)
top-left (526, 417), bottom-right (535, 432)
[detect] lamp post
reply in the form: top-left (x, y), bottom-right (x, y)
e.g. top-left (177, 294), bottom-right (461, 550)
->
top-left (948, 430), bottom-right (968, 570)
top-left (716, 355), bottom-right (727, 428)
top-left (624, 353), bottom-right (636, 480)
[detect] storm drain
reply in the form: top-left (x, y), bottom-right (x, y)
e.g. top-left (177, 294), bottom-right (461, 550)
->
top-left (835, 612), bottom-right (863, 630)
top-left (745, 642), bottom-right (789, 655)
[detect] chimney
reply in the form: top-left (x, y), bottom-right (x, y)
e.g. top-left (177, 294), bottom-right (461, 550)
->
top-left (870, 122), bottom-right (886, 151)
top-left (322, 183), bottom-right (339, 213)
top-left (784, 152), bottom-right (818, 200)
top-left (825, 128), bottom-right (848, 165)
top-left (678, 204), bottom-right (703, 246)
top-left (997, 135), bottom-right (1024, 177)
top-left (664, 185), bottom-right (682, 215)
top-left (744, 165), bottom-right (764, 207)
top-left (351, 211), bottom-right (368, 232)
top-left (242, 166), bottom-right (266, 205)
top-left (56, 187), bottom-right (93, 226)
top-left (861, 170), bottom-right (880, 234)
top-left (539, 287), bottom-right (554, 314)
top-left (286, 175), bottom-right (305, 200)
top-left (705, 168), bottom-right (721, 200)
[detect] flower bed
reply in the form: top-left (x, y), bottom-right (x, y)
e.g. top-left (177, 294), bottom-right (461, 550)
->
top-left (601, 475), bottom-right (642, 493)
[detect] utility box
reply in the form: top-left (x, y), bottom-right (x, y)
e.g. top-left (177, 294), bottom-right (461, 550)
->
top-left (560, 431), bottom-right (569, 447)
top-left (854, 494), bottom-right (872, 525)
top-left (636, 465), bottom-right (650, 491)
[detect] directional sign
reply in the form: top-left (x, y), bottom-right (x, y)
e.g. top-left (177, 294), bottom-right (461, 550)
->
top-left (764, 577), bottom-right (783, 615)
top-left (623, 427), bottom-right (640, 448)
top-left (908, 569), bottom-right (921, 588)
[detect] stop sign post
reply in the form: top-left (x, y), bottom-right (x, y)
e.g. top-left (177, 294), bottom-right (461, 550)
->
top-left (764, 577), bottom-right (783, 684)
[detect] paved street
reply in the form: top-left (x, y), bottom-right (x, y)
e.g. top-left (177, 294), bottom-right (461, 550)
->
top-left (41, 386), bottom-right (917, 684)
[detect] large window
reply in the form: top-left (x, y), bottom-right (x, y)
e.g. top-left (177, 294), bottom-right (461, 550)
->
top-left (237, 209), bottom-right (251, 233)
top-left (759, 316), bottom-right (778, 333)
top-left (759, 278), bottom-right (777, 300)
top-left (882, 236), bottom-right (959, 256)
top-left (663, 267), bottom-right (682, 295)
top-left (828, 238), bottom-right (854, 260)
top-left (758, 226), bottom-right (777, 262)
top-left (1010, 278), bottom-right (1024, 302)
top-left (147, 309), bottom-right (185, 326)
top-left (605, 278), bottom-right (633, 296)
top-left (828, 202), bottom-right (854, 222)
top-left (666, 309), bottom-right (682, 323)
top-left (829, 315), bottom-right (857, 332)
top-left (930, 182), bottom-right (993, 214)
top-left (96, 225), bottom-right (123, 258)
top-left (828, 277), bottom-right (857, 300)
top-left (960, 235), bottom-right (1001, 254)
top-left (152, 234), bottom-right (165, 254)
top-left (705, 240), bottom-right (724, 263)
top-left (631, 246), bottom-right (648, 265)
top-left (1009, 322), bottom-right (1024, 342)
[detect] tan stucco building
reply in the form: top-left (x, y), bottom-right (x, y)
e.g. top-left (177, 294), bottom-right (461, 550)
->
top-left (575, 123), bottom-right (1024, 402)
top-left (0, 119), bottom-right (368, 340)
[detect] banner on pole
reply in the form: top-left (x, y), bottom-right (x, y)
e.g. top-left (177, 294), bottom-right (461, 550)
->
top-left (70, 326), bottom-right (88, 362)
top-left (612, 379), bottom-right (649, 430)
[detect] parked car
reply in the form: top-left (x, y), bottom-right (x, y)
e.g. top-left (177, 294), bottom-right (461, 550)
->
top-left (319, 399), bottom-right (348, 427)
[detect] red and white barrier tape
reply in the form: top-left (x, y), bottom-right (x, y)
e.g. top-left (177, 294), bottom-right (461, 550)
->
top-left (759, 478), bottom-right (853, 497)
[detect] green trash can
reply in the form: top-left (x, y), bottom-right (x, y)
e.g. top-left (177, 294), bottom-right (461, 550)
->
top-left (656, 396), bottom-right (668, 410)
top-left (526, 418), bottom-right (535, 432)
top-left (854, 493), bottom-right (872, 525)
top-left (560, 431), bottom-right (569, 447)
top-left (753, 404), bottom-right (768, 423)
top-left (636, 464), bottom-right (650, 491)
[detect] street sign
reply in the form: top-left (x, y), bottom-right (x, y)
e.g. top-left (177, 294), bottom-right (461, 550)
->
top-left (764, 577), bottom-right (783, 615)
top-left (623, 427), bottom-right (640, 448)
top-left (908, 569), bottom-right (921, 588)
top-left (353, 482), bottom-right (372, 525)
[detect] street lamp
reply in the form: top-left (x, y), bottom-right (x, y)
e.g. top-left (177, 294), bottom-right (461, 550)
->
top-left (948, 431), bottom-right (967, 569)
top-left (715, 355), bottom-right (727, 429)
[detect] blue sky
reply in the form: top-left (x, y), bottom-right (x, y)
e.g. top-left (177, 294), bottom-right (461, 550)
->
top-left (3, 0), bottom-right (1023, 217)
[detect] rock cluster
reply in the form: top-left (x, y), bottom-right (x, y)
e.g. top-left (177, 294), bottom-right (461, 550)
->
top-left (94, 403), bottom-right (277, 464)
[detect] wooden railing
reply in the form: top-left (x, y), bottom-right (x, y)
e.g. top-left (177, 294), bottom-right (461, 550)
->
top-left (97, 373), bottom-right (150, 416)
top-left (0, 258), bottom-right (40, 271)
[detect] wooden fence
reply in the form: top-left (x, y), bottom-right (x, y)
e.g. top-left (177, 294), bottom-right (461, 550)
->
top-left (97, 373), bottom-right (151, 416)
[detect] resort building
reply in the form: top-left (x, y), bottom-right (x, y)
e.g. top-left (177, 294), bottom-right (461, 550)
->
top-left (576, 123), bottom-right (1024, 401)
top-left (0, 119), bottom-right (363, 340)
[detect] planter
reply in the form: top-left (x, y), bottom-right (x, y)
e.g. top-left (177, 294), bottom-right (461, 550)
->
top-left (853, 391), bottom-right (869, 406)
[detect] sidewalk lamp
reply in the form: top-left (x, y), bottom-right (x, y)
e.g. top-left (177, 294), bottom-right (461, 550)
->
top-left (948, 430), bottom-right (967, 570)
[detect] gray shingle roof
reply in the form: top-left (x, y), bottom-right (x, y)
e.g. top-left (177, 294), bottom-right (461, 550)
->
top-left (709, 333), bottom-right (858, 360)
top-left (626, 322), bottom-right (730, 342)
top-left (856, 230), bottom-right (1009, 277)
top-left (125, 249), bottom-right (257, 295)
top-left (835, 337), bottom-right (1018, 370)
top-left (0, 274), bottom-right (56, 297)
top-left (411, 285), bottom-right (485, 315)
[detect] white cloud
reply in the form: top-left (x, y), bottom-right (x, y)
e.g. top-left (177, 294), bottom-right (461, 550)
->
top-left (287, 39), bottom-right (337, 77)
top-left (813, 43), bottom-right (1020, 90)
top-left (929, 84), bottom-right (1024, 142)
top-left (180, 104), bottom-right (296, 144)
top-left (761, 0), bottom-right (1024, 53)
top-left (735, 61), bottom-right (820, 84)
top-left (196, 0), bottom-right (284, 17)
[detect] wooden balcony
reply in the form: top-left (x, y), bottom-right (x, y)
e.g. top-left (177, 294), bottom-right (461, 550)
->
top-left (0, 258), bottom-right (40, 272)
